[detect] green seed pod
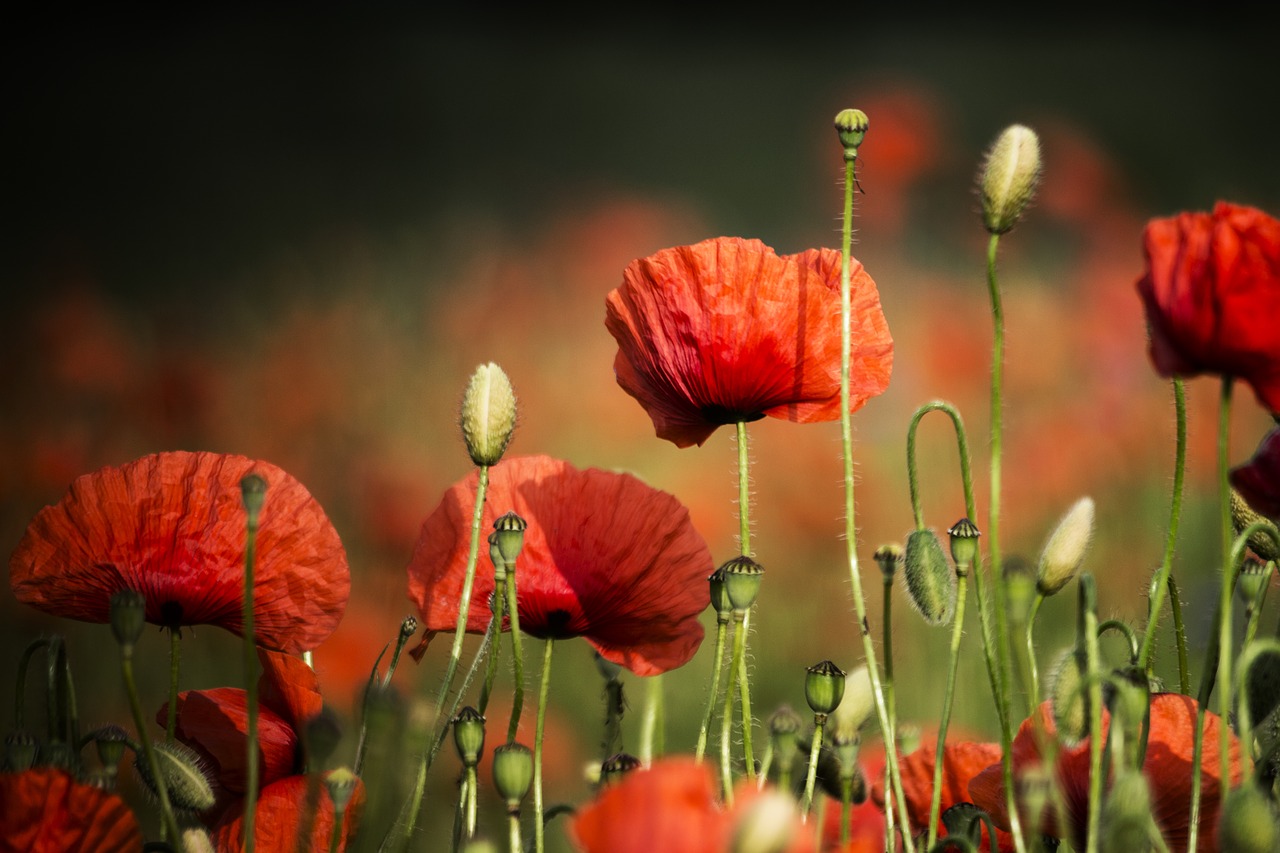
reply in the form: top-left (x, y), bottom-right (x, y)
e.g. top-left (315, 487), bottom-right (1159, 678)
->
top-left (92, 725), bottom-right (130, 773)
top-left (599, 752), bottom-right (641, 785)
top-left (4, 731), bottom-right (36, 772)
top-left (903, 528), bottom-right (956, 626)
top-left (1048, 648), bottom-right (1087, 746)
top-left (460, 362), bottom-right (517, 467)
top-left (452, 706), bottom-right (486, 768)
top-left (109, 589), bottom-right (147, 650)
top-left (946, 518), bottom-right (981, 574)
top-left (1217, 783), bottom-right (1280, 853)
top-left (1100, 771), bottom-right (1157, 851)
top-left (491, 511), bottom-right (528, 565)
top-left (833, 109), bottom-right (869, 159)
top-left (708, 567), bottom-right (733, 622)
top-left (134, 741), bottom-right (216, 813)
top-left (240, 472), bottom-right (268, 521)
top-left (492, 742), bottom-right (534, 810)
top-left (873, 543), bottom-right (903, 578)
top-left (1037, 497), bottom-right (1095, 596)
top-left (1232, 489), bottom-right (1280, 562)
top-left (325, 767), bottom-right (359, 814)
top-left (804, 660), bottom-right (847, 716)
top-left (979, 124), bottom-right (1042, 235)
top-left (720, 555), bottom-right (764, 613)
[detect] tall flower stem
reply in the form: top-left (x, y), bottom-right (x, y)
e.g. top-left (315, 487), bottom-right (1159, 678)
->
top-left (478, 577), bottom-right (508, 715)
top-left (799, 713), bottom-right (826, 814)
top-left (736, 610), bottom-right (754, 777)
top-left (839, 152), bottom-right (915, 853)
top-left (505, 570), bottom-right (526, 743)
top-left (926, 572), bottom-right (969, 848)
top-left (121, 646), bottom-right (183, 842)
top-left (640, 673), bottom-right (665, 763)
top-left (1081, 574), bottom-right (1103, 853)
top-left (881, 572), bottom-right (896, 852)
top-left (1139, 377), bottom-right (1190, 692)
top-left (167, 629), bottom-right (181, 743)
top-left (1024, 594), bottom-right (1044, 706)
top-left (533, 638), bottom-right (555, 853)
top-left (242, 486), bottom-right (263, 853)
top-left (719, 617), bottom-right (743, 800)
top-left (733, 420), bottom-right (757, 776)
top-left (695, 617), bottom-right (728, 762)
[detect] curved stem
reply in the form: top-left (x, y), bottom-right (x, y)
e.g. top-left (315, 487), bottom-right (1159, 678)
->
top-left (927, 573), bottom-right (970, 848)
top-left (695, 618), bottom-right (728, 762)
top-left (1140, 378), bottom-right (1188, 678)
top-left (167, 628), bottom-right (180, 743)
top-left (15, 637), bottom-right (51, 731)
top-left (1025, 593), bottom-right (1044, 708)
top-left (533, 639), bottom-right (555, 853)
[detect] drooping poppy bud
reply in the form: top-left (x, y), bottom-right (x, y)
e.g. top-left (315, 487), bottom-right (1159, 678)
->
top-left (133, 741), bottom-right (216, 813)
top-left (1099, 771), bottom-right (1157, 851)
top-left (460, 362), bottom-right (517, 467)
top-left (1036, 497), bottom-right (1095, 596)
top-left (1232, 489), bottom-right (1280, 562)
top-left (903, 528), bottom-right (956, 626)
top-left (805, 660), bottom-right (847, 716)
top-left (1048, 648), bottom-right (1087, 745)
top-left (5, 730), bottom-right (37, 772)
top-left (1217, 783), bottom-right (1280, 853)
top-left (980, 124), bottom-right (1042, 235)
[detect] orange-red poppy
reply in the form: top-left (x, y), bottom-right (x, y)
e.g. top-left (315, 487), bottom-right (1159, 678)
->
top-left (0, 767), bottom-right (142, 853)
top-left (968, 693), bottom-right (1243, 853)
top-left (9, 451), bottom-right (350, 654)
top-left (605, 237), bottom-right (893, 448)
top-left (407, 455), bottom-right (712, 676)
top-left (1232, 426), bottom-right (1280, 521)
top-left (1136, 201), bottom-right (1280, 414)
top-left (211, 773), bottom-right (364, 853)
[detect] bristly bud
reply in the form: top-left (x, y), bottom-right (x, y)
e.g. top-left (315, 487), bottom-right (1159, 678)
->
top-left (109, 589), bottom-right (147, 650)
top-left (804, 660), bottom-right (847, 716)
top-left (492, 742), bottom-right (534, 810)
top-left (831, 665), bottom-right (875, 742)
top-left (708, 567), bottom-right (733, 622)
top-left (946, 518), bottom-right (981, 575)
top-left (133, 741), bottom-right (216, 813)
top-left (325, 767), bottom-right (359, 814)
top-left (491, 511), bottom-right (528, 565)
top-left (1049, 648), bottom-right (1087, 745)
top-left (980, 124), bottom-right (1041, 235)
top-left (1242, 640), bottom-right (1280, 730)
top-left (240, 472), bottom-right (268, 522)
top-left (452, 706), bottom-right (486, 768)
top-left (833, 109), bottom-right (869, 160)
top-left (1100, 771), bottom-right (1157, 851)
top-left (720, 555), bottom-right (764, 613)
top-left (873, 543), bottom-right (903, 578)
top-left (1004, 556), bottom-right (1037, 627)
top-left (1037, 497), bottom-right (1095, 596)
top-left (181, 828), bottom-right (217, 853)
top-left (1217, 783), bottom-right (1280, 853)
top-left (460, 362), bottom-right (517, 467)
top-left (5, 730), bottom-right (37, 772)
top-left (903, 529), bottom-right (956, 626)
top-left (1232, 489), bottom-right (1280, 562)
top-left (599, 752), bottom-right (641, 785)
top-left (729, 788), bottom-right (803, 853)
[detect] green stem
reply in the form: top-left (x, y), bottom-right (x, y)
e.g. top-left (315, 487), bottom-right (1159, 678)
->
top-left (840, 776), bottom-right (853, 846)
top-left (1097, 619), bottom-right (1140, 665)
top-left (734, 421), bottom-right (757, 778)
top-left (640, 672), bottom-right (665, 763)
top-left (1081, 575), bottom-right (1103, 853)
top-left (1243, 561), bottom-right (1275, 648)
top-left (695, 617), bottom-right (729, 762)
top-left (506, 570), bottom-right (526, 743)
top-left (167, 628), bottom-right (180, 743)
top-left (926, 573), bottom-right (969, 848)
top-left (122, 649), bottom-right (182, 842)
top-left (328, 807), bottom-right (345, 853)
top-left (882, 573), bottom-right (895, 744)
top-left (737, 420), bottom-right (751, 558)
top-left (1139, 378), bottom-right (1188, 680)
top-left (478, 577), bottom-right (508, 715)
top-left (1025, 593), bottom-right (1044, 708)
top-left (243, 507), bottom-right (261, 853)
top-left (508, 812), bottom-right (522, 853)
top-left (800, 715), bottom-right (825, 814)
top-left (15, 637), bottom-right (51, 731)
top-left (736, 610), bottom-right (754, 777)
top-left (533, 639), bottom-right (555, 853)
top-left (719, 617), bottom-right (741, 801)
top-left (1168, 575), bottom-right (1191, 695)
top-left (466, 766), bottom-right (479, 839)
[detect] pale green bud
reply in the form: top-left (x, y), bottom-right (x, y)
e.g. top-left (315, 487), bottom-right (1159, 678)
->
top-left (980, 124), bottom-right (1042, 235)
top-left (460, 362), bottom-right (517, 467)
top-left (1037, 497), bottom-right (1095, 596)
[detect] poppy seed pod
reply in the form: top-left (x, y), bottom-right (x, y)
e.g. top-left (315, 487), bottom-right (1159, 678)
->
top-left (834, 108), bottom-right (869, 158)
top-left (1231, 489), bottom-right (1280, 562)
top-left (873, 543), bottom-right (903, 578)
top-left (1036, 497), bottom-right (1095, 597)
top-left (133, 741), bottom-right (216, 814)
top-left (325, 767), bottom-right (359, 813)
top-left (1003, 556), bottom-right (1036, 627)
top-left (720, 555), bottom-right (764, 613)
top-left (903, 528), bottom-right (956, 626)
top-left (491, 510), bottom-right (528, 566)
top-left (708, 567), bottom-right (733, 622)
top-left (5, 731), bottom-right (37, 772)
top-left (599, 752), bottom-right (642, 785)
top-left (1099, 771), bottom-right (1156, 851)
top-left (460, 362), bottom-right (517, 467)
top-left (109, 589), bottom-right (147, 650)
top-left (980, 124), bottom-right (1041, 235)
top-left (1236, 556), bottom-right (1270, 611)
top-left (92, 725), bottom-right (130, 773)
top-left (946, 517), bottom-right (981, 574)
top-left (239, 472), bottom-right (267, 521)
top-left (805, 660), bottom-right (847, 716)
top-left (1217, 783), bottom-right (1280, 853)
top-left (492, 742), bottom-right (534, 809)
top-left (452, 706), bottom-right (486, 768)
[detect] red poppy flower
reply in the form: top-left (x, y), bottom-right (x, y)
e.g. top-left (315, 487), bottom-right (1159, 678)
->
top-left (605, 237), bottom-right (893, 447)
top-left (9, 450), bottom-right (350, 654)
top-left (0, 767), bottom-right (142, 852)
top-left (968, 693), bottom-right (1243, 853)
top-left (1136, 201), bottom-right (1280, 413)
top-left (1231, 426), bottom-right (1280, 521)
top-left (407, 454), bottom-right (713, 676)
top-left (210, 774), bottom-right (364, 853)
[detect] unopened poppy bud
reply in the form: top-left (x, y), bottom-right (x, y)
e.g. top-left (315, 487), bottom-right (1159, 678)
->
top-left (182, 828), bottom-right (217, 853)
top-left (980, 124), bottom-right (1041, 235)
top-left (730, 789), bottom-right (802, 853)
top-left (873, 543), bottom-right (903, 578)
top-left (452, 706), bottom-right (486, 767)
top-left (805, 660), bottom-right (847, 716)
top-left (708, 568), bottom-right (733, 622)
top-left (1037, 497), bottom-right (1095, 596)
top-left (1100, 771), bottom-right (1156, 850)
top-left (1242, 641), bottom-right (1280, 728)
top-left (491, 511), bottom-right (527, 565)
top-left (240, 472), bottom-right (268, 523)
top-left (460, 362), bottom-right (517, 467)
top-left (946, 518), bottom-right (981, 575)
top-left (325, 767), bottom-right (359, 814)
top-left (1003, 556), bottom-right (1036, 627)
top-left (1217, 783), bottom-right (1280, 853)
top-left (831, 665), bottom-right (875, 742)
top-left (768, 705), bottom-right (803, 762)
top-left (834, 109), bottom-right (869, 159)
top-left (720, 555), bottom-right (764, 612)
top-left (599, 752), bottom-right (641, 785)
top-left (110, 589), bottom-right (147, 650)
top-left (493, 742), bottom-right (534, 810)
top-left (5, 730), bottom-right (36, 771)
top-left (903, 529), bottom-right (956, 626)
top-left (93, 725), bottom-right (130, 773)
top-left (1049, 648), bottom-right (1087, 745)
top-left (304, 706), bottom-right (344, 768)
top-left (1232, 489), bottom-right (1280, 562)
top-left (134, 741), bottom-right (216, 813)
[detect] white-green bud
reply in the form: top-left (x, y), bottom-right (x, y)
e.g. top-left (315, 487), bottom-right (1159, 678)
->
top-left (1037, 497), bottom-right (1095, 596)
top-left (460, 362), bottom-right (517, 467)
top-left (980, 124), bottom-right (1042, 235)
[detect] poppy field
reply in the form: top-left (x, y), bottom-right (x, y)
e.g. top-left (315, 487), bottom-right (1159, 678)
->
top-left (4, 21), bottom-right (1280, 853)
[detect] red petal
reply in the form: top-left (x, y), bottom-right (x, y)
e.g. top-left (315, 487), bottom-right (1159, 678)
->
top-left (212, 773), bottom-right (364, 853)
top-left (9, 451), bottom-right (350, 653)
top-left (258, 649), bottom-right (324, 732)
top-left (162, 687), bottom-right (299, 793)
top-left (0, 767), bottom-right (142, 852)
top-left (1231, 427), bottom-right (1280, 522)
top-left (570, 758), bottom-right (724, 853)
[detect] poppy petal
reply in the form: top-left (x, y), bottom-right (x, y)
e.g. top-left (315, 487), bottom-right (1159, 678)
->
top-left (211, 773), bottom-right (364, 853)
top-left (570, 757), bottom-right (723, 853)
top-left (161, 687), bottom-right (299, 793)
top-left (0, 767), bottom-right (142, 852)
top-left (1231, 427), bottom-right (1280, 522)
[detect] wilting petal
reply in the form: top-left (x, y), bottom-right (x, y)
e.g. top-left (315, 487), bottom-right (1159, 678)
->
top-left (407, 455), bottom-right (712, 676)
top-left (0, 767), bottom-right (142, 852)
top-left (10, 451), bottom-right (350, 653)
top-left (606, 237), bottom-right (893, 447)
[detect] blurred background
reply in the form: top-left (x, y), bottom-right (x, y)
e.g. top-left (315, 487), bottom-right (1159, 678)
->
top-left (4, 12), bottom-right (1279, 850)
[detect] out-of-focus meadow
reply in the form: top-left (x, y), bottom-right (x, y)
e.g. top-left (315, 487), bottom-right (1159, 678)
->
top-left (4, 15), bottom-right (1279, 849)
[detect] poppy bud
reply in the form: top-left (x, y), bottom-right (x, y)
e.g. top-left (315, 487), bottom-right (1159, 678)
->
top-left (1003, 556), bottom-right (1036, 628)
top-left (946, 517), bottom-right (981, 575)
top-left (460, 362), bottom-right (517, 467)
top-left (1242, 640), bottom-right (1280, 729)
top-left (325, 767), bottom-right (359, 814)
top-left (873, 543), bottom-right (903, 578)
top-left (1232, 489), bottom-right (1280, 562)
top-left (1100, 771), bottom-right (1156, 851)
top-left (492, 742), bottom-right (534, 810)
top-left (304, 706), bottom-right (344, 768)
top-left (1049, 648), bottom-right (1087, 745)
top-left (1036, 497), bottom-right (1095, 596)
top-left (980, 124), bottom-right (1042, 235)
top-left (109, 589), bottom-right (147, 650)
top-left (240, 472), bottom-right (268, 523)
top-left (729, 788), bottom-right (802, 853)
top-left (491, 511), bottom-right (528, 565)
top-left (831, 665), bottom-right (875, 742)
top-left (182, 829), bottom-right (217, 853)
top-left (400, 615), bottom-right (419, 640)
top-left (599, 752), bottom-right (641, 785)
top-left (831, 732), bottom-right (861, 782)
top-left (720, 555), bottom-right (764, 613)
top-left (903, 529), bottom-right (956, 626)
top-left (452, 706), bottom-right (486, 768)
top-left (833, 108), bottom-right (869, 159)
top-left (5, 730), bottom-right (36, 772)
top-left (134, 741), bottom-right (216, 813)
top-left (768, 705), bottom-right (803, 764)
top-left (1217, 783), bottom-right (1280, 853)
top-left (805, 660), bottom-right (847, 716)
top-left (92, 725), bottom-right (130, 774)
top-left (708, 567), bottom-right (734, 622)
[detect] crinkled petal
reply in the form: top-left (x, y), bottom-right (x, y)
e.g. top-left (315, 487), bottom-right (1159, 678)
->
top-left (212, 774), bottom-right (364, 853)
top-left (0, 767), bottom-right (142, 852)
top-left (160, 687), bottom-right (299, 793)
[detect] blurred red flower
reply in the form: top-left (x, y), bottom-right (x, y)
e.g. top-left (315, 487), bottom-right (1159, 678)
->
top-left (968, 693), bottom-right (1243, 853)
top-left (9, 451), bottom-right (350, 654)
top-left (1136, 201), bottom-right (1280, 413)
top-left (0, 767), bottom-right (142, 853)
top-left (605, 237), bottom-right (893, 448)
top-left (407, 454), bottom-right (712, 676)
top-left (210, 773), bottom-right (363, 853)
top-left (1231, 426), bottom-right (1280, 521)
